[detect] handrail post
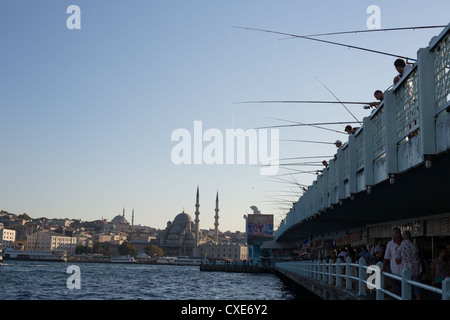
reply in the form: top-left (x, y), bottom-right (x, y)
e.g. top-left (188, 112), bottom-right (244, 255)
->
top-left (376, 261), bottom-right (384, 300)
top-left (442, 277), bottom-right (450, 300)
top-left (401, 268), bottom-right (412, 300)
top-left (314, 260), bottom-right (318, 281)
top-left (322, 259), bottom-right (327, 283)
top-left (328, 259), bottom-right (333, 285)
top-left (358, 257), bottom-right (366, 296)
top-left (336, 258), bottom-right (342, 287)
top-left (345, 256), bottom-right (352, 290)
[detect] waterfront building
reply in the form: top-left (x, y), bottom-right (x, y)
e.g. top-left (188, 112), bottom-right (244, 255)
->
top-left (197, 242), bottom-right (248, 262)
top-left (26, 230), bottom-right (77, 255)
top-left (0, 227), bottom-right (16, 249)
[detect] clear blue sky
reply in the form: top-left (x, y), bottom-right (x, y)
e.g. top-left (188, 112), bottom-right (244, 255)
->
top-left (1, 1), bottom-right (449, 232)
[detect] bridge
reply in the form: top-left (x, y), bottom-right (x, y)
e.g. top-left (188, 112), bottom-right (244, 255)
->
top-left (271, 23), bottom-right (450, 300)
top-left (275, 22), bottom-right (450, 243)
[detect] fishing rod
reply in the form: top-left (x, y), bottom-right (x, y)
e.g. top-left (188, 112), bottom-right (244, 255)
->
top-left (278, 25), bottom-right (447, 40)
top-left (279, 161), bottom-right (325, 165)
top-left (265, 176), bottom-right (310, 187)
top-left (278, 155), bottom-right (333, 160)
top-left (273, 171), bottom-right (320, 176)
top-left (315, 77), bottom-right (363, 125)
top-left (269, 162), bottom-right (325, 168)
top-left (232, 26), bottom-right (418, 61)
top-left (266, 117), bottom-right (361, 126)
top-left (256, 120), bottom-right (359, 128)
top-left (236, 100), bottom-right (371, 105)
top-left (257, 117), bottom-right (349, 134)
top-left (278, 167), bottom-right (324, 173)
top-left (281, 139), bottom-right (336, 145)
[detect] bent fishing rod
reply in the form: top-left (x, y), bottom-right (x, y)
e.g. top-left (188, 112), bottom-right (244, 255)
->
top-left (278, 25), bottom-right (446, 40)
top-left (232, 25), bottom-right (418, 61)
top-left (256, 122), bottom-right (359, 130)
top-left (236, 100), bottom-right (371, 105)
top-left (256, 117), bottom-right (352, 135)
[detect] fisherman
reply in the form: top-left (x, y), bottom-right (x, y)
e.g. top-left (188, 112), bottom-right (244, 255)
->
top-left (368, 90), bottom-right (384, 108)
top-left (334, 140), bottom-right (342, 148)
top-left (393, 59), bottom-right (413, 85)
top-left (345, 125), bottom-right (359, 135)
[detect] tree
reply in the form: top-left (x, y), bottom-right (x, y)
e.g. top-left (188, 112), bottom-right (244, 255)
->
top-left (18, 213), bottom-right (32, 220)
top-left (118, 241), bottom-right (137, 257)
top-left (75, 245), bottom-right (90, 255)
top-left (93, 243), bottom-right (109, 256)
top-left (144, 244), bottom-right (164, 257)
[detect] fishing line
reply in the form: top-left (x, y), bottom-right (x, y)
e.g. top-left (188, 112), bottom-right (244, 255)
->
top-left (315, 77), bottom-right (363, 125)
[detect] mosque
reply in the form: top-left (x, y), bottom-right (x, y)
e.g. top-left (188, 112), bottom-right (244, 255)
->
top-left (156, 186), bottom-right (220, 257)
top-left (111, 208), bottom-right (134, 232)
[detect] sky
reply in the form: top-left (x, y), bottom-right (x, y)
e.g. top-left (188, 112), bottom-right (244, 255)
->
top-left (1, 1), bottom-right (449, 232)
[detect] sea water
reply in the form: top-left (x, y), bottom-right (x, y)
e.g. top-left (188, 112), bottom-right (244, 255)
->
top-left (0, 260), bottom-right (297, 300)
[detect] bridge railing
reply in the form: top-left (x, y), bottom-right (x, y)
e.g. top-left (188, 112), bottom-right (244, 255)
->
top-left (276, 258), bottom-right (450, 300)
top-left (275, 23), bottom-right (450, 240)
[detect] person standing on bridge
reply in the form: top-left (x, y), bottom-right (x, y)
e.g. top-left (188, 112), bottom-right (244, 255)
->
top-left (431, 247), bottom-right (449, 289)
top-left (395, 230), bottom-right (423, 300)
top-left (382, 227), bottom-right (402, 297)
top-left (393, 59), bottom-right (413, 85)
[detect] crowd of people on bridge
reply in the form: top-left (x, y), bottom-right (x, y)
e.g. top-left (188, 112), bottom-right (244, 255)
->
top-left (297, 227), bottom-right (449, 300)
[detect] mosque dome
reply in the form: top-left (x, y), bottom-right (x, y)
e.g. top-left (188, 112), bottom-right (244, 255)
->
top-left (112, 215), bottom-right (128, 224)
top-left (169, 225), bottom-right (183, 234)
top-left (173, 211), bottom-right (193, 224)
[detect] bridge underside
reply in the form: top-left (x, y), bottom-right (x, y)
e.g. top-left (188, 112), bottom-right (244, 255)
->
top-left (276, 151), bottom-right (450, 243)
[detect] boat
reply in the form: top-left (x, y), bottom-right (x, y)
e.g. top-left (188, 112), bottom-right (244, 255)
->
top-left (156, 256), bottom-right (177, 264)
top-left (2, 248), bottom-right (67, 262)
top-left (171, 256), bottom-right (203, 266)
top-left (156, 256), bottom-right (203, 265)
top-left (110, 255), bottom-right (136, 263)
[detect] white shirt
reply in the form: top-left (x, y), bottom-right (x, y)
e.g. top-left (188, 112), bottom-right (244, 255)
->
top-left (401, 64), bottom-right (413, 77)
top-left (384, 240), bottom-right (402, 275)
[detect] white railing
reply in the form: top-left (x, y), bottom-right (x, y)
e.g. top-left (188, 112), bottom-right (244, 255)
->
top-left (276, 257), bottom-right (450, 300)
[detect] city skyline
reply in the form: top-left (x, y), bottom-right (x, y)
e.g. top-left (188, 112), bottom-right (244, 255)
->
top-left (1, 1), bottom-right (449, 232)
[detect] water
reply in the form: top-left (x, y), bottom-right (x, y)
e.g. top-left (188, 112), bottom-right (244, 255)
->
top-left (0, 260), bottom-right (297, 300)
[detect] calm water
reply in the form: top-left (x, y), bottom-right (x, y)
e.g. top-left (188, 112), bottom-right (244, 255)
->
top-left (0, 260), bottom-right (297, 300)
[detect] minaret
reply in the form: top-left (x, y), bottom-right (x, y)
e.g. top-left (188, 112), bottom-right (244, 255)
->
top-left (214, 191), bottom-right (219, 243)
top-left (194, 186), bottom-right (200, 247)
top-left (123, 207), bottom-right (125, 218)
top-left (132, 208), bottom-right (134, 226)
